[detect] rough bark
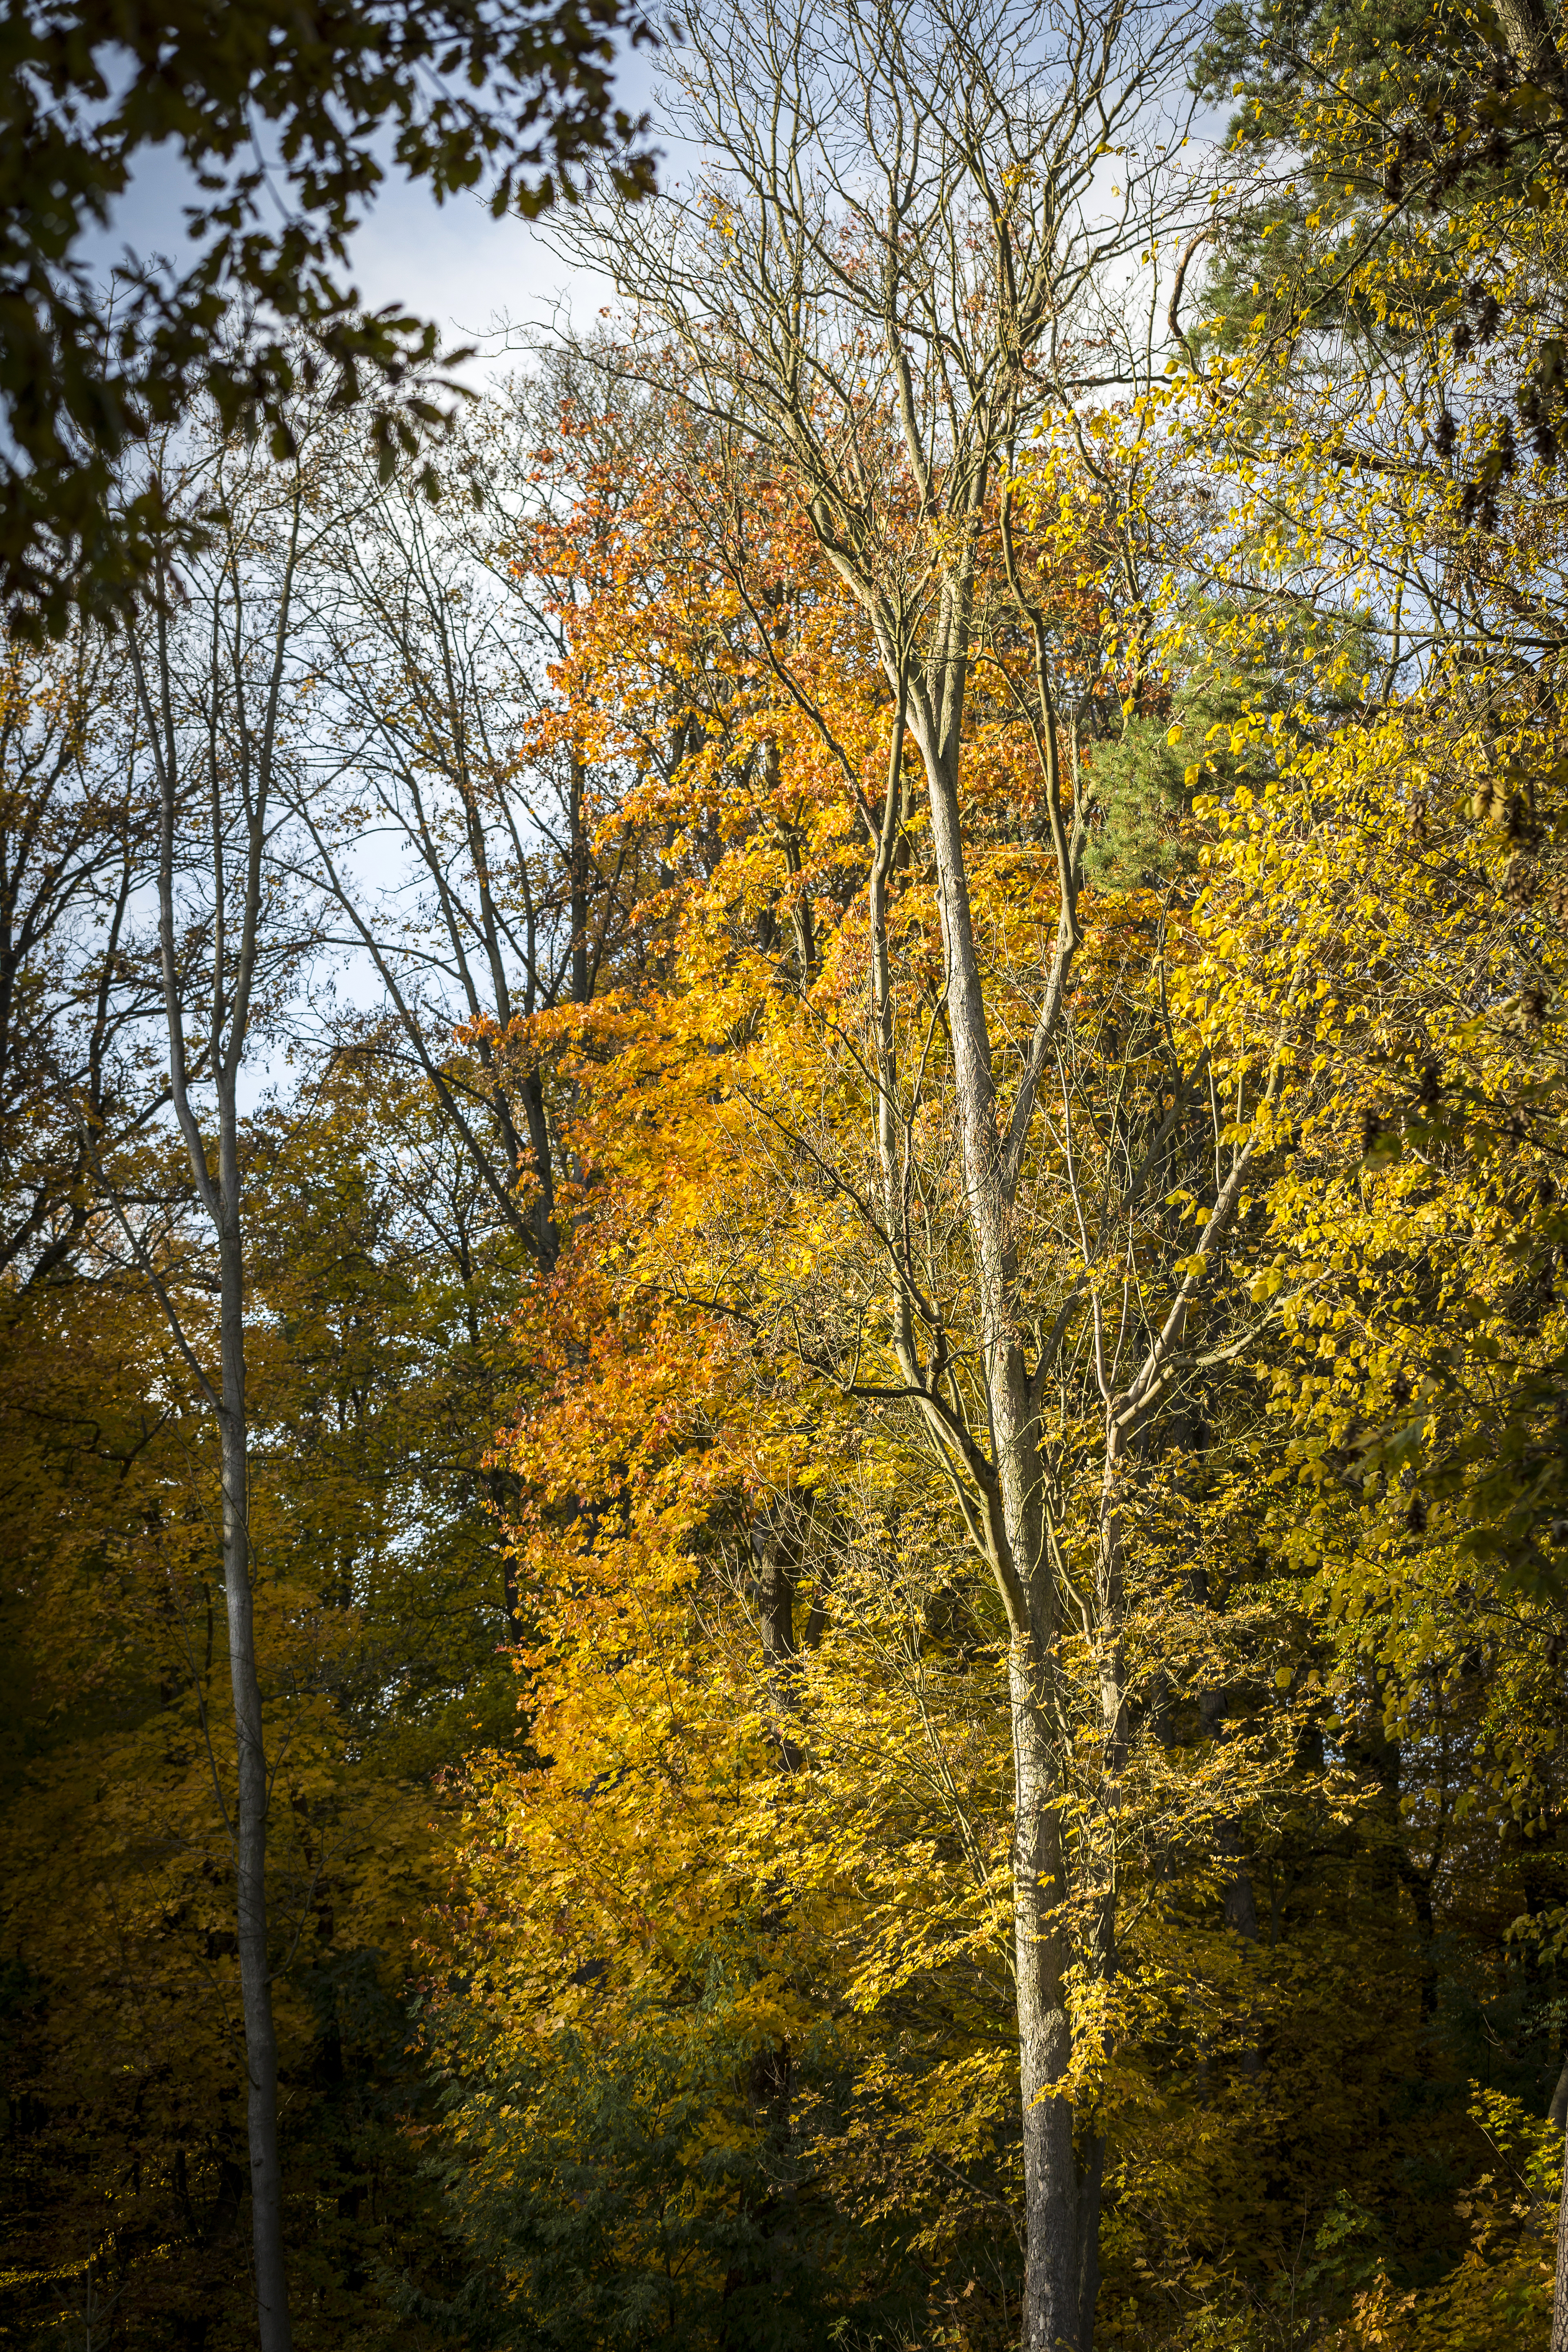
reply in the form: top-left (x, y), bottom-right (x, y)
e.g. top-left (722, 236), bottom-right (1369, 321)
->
top-left (1012, 1643), bottom-right (1080, 2350)
top-left (1495, 0), bottom-right (1568, 96)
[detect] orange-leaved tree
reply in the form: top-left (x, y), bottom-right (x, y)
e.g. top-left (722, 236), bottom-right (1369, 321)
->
top-left (419, 363), bottom-right (1357, 2340)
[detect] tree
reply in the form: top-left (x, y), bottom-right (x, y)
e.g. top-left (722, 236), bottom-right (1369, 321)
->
top-left (420, 409), bottom-right (1456, 2343)
top-left (22, 9), bottom-right (1568, 2325)
top-left (111, 410), bottom-right (332, 2352)
top-left (1161, 3), bottom-right (1568, 2336)
top-left (404, 376), bottom-right (1368, 2352)
top-left (0, 1065), bottom-right (527, 2348)
top-left (542, 4), bottom-right (1267, 2339)
top-left (0, 628), bottom-right (167, 1279)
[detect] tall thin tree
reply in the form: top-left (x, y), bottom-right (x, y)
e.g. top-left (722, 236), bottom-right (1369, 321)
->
top-left (116, 423), bottom-right (326, 2352)
top-left (551, 1), bottom-right (1230, 2339)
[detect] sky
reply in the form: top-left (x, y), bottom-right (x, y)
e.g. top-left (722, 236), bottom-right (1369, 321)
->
top-left (83, 25), bottom-right (1220, 395)
top-left (87, 36), bottom-right (675, 388)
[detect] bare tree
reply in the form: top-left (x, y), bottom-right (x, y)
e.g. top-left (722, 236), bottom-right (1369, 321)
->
top-left (291, 407), bottom-right (651, 1273)
top-left (0, 629), bottom-right (164, 1283)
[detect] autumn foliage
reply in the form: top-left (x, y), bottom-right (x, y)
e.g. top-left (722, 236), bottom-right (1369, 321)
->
top-left (9, 1), bottom-right (1568, 2347)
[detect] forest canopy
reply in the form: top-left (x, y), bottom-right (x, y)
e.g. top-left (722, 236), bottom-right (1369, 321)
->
top-left (5, 0), bottom-right (1568, 2348)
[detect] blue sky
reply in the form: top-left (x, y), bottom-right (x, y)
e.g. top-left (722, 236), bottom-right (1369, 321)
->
top-left (86, 35), bottom-right (674, 381)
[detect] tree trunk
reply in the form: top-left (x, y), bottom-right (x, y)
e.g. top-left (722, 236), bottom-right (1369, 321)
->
top-left (138, 523), bottom-right (296, 2352)
top-left (753, 1518), bottom-right (806, 1773)
top-left (915, 699), bottom-right (1089, 2352)
top-left (569, 752), bottom-right (590, 1007)
top-left (1075, 2135), bottom-right (1105, 2351)
top-left (1555, 2129), bottom-right (1568, 2352)
top-left (1012, 1644), bottom-right (1081, 2350)
top-left (1553, 2048), bottom-right (1568, 2352)
top-left (218, 1168), bottom-right (292, 2352)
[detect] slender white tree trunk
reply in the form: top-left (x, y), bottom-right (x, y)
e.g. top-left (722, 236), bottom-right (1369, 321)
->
top-left (218, 1167), bottom-right (291, 2351)
top-left (134, 508), bottom-right (298, 2352)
